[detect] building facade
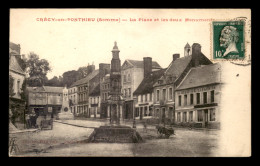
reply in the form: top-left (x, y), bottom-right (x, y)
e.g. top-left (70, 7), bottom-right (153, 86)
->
top-left (89, 84), bottom-right (101, 118)
top-left (175, 63), bottom-right (221, 129)
top-left (68, 85), bottom-right (78, 115)
top-left (133, 57), bottom-right (166, 120)
top-left (27, 86), bottom-right (64, 117)
top-left (9, 42), bottom-right (27, 124)
top-left (153, 43), bottom-right (213, 124)
top-left (74, 68), bottom-right (99, 117)
top-left (121, 59), bottom-right (162, 119)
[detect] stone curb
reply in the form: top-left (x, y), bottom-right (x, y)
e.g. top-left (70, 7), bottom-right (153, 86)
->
top-left (54, 120), bottom-right (97, 129)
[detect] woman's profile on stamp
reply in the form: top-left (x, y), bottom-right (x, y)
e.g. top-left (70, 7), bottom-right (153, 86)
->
top-left (219, 26), bottom-right (239, 57)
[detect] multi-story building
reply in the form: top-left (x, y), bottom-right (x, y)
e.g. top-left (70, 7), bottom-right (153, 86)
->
top-left (9, 54), bottom-right (26, 100)
top-left (133, 57), bottom-right (166, 120)
top-left (73, 66), bottom-right (99, 117)
top-left (153, 43), bottom-right (213, 124)
top-left (99, 63), bottom-right (111, 119)
top-left (9, 42), bottom-right (26, 124)
top-left (121, 58), bottom-right (161, 119)
top-left (89, 84), bottom-right (101, 118)
top-left (68, 85), bottom-right (78, 115)
top-left (175, 63), bottom-right (221, 129)
top-left (27, 86), bottom-right (64, 117)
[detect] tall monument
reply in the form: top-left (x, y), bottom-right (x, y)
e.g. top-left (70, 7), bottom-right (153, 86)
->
top-left (87, 42), bottom-right (142, 143)
top-left (107, 41), bottom-right (124, 125)
top-left (57, 86), bottom-right (74, 120)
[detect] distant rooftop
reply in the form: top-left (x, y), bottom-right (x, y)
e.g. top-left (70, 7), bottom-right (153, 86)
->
top-left (70, 69), bottom-right (99, 87)
top-left (125, 59), bottom-right (162, 69)
top-left (176, 63), bottom-right (221, 90)
top-left (133, 68), bottom-right (166, 95)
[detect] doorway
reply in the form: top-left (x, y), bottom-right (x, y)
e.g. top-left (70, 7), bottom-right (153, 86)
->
top-left (204, 109), bottom-right (208, 127)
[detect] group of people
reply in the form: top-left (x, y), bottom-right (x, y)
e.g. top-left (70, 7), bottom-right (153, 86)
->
top-left (25, 111), bottom-right (38, 128)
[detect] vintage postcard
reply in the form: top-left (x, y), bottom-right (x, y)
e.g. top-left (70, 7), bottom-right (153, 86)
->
top-left (9, 9), bottom-right (251, 157)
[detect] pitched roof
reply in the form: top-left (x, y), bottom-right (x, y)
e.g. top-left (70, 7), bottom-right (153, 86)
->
top-left (153, 55), bottom-right (192, 87)
top-left (126, 59), bottom-right (162, 69)
top-left (9, 42), bottom-right (20, 55)
top-left (42, 86), bottom-right (64, 93)
top-left (9, 55), bottom-right (25, 75)
top-left (133, 68), bottom-right (166, 95)
top-left (185, 43), bottom-right (191, 48)
top-left (176, 63), bottom-right (221, 90)
top-left (89, 83), bottom-right (100, 96)
top-left (164, 55), bottom-right (192, 79)
top-left (70, 69), bottom-right (99, 87)
top-left (27, 86), bottom-right (63, 93)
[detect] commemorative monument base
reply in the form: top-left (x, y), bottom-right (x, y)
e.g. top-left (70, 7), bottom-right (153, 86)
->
top-left (88, 125), bottom-right (143, 143)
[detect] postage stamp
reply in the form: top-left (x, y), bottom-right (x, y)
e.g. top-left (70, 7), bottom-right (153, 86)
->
top-left (212, 21), bottom-right (245, 60)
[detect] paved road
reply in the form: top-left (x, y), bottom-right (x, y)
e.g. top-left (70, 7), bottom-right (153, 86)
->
top-left (9, 122), bottom-right (94, 156)
top-left (15, 120), bottom-right (220, 157)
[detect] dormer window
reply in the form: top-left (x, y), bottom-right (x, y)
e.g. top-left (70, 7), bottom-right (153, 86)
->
top-left (157, 80), bottom-right (163, 84)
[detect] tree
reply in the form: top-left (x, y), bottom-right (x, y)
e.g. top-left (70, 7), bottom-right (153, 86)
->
top-left (45, 76), bottom-right (64, 86)
top-left (77, 67), bottom-right (89, 80)
top-left (62, 70), bottom-right (79, 87)
top-left (26, 52), bottom-right (51, 86)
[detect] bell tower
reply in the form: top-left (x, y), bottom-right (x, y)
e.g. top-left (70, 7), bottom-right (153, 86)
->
top-left (184, 43), bottom-right (191, 56)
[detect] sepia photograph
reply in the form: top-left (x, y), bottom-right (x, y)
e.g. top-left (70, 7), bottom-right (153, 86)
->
top-left (9, 9), bottom-right (251, 157)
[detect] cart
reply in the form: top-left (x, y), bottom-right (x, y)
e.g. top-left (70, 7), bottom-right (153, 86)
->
top-left (40, 118), bottom-right (53, 130)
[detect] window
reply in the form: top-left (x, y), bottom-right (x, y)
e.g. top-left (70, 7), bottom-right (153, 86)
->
top-left (197, 110), bottom-right (203, 122)
top-left (196, 93), bottom-right (200, 104)
top-left (203, 92), bottom-right (207, 104)
top-left (128, 74), bottom-right (131, 82)
top-left (141, 95), bottom-right (143, 102)
top-left (124, 89), bottom-right (127, 97)
top-left (123, 75), bottom-right (127, 82)
top-left (211, 90), bottom-right (215, 103)
top-left (156, 90), bottom-right (160, 102)
top-left (144, 107), bottom-right (147, 116)
top-left (163, 89), bottom-right (166, 101)
top-left (189, 111), bottom-right (193, 122)
top-left (190, 94), bottom-right (194, 105)
top-left (17, 80), bottom-right (20, 93)
top-left (150, 93), bottom-right (152, 101)
top-left (169, 88), bottom-right (173, 100)
top-left (128, 88), bottom-right (131, 97)
top-left (178, 95), bottom-right (182, 106)
top-left (108, 84), bottom-right (110, 89)
top-left (183, 112), bottom-right (187, 122)
top-left (177, 112), bottom-right (181, 122)
top-left (184, 95), bottom-right (187, 106)
top-left (145, 94), bottom-right (147, 102)
top-left (210, 109), bottom-right (216, 121)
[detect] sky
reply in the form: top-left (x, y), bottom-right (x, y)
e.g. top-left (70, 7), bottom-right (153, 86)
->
top-left (10, 9), bottom-right (249, 79)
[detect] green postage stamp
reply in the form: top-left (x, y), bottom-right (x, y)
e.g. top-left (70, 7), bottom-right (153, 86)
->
top-left (213, 21), bottom-right (245, 60)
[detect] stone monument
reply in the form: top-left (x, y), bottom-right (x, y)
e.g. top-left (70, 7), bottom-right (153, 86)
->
top-left (57, 86), bottom-right (74, 120)
top-left (87, 42), bottom-right (142, 143)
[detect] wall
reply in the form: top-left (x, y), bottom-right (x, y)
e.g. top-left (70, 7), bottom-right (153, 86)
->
top-left (9, 71), bottom-right (25, 99)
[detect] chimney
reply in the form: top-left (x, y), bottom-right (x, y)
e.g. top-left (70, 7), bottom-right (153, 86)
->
top-left (143, 57), bottom-right (152, 77)
top-left (99, 63), bottom-right (111, 79)
top-left (173, 54), bottom-right (180, 62)
top-left (191, 43), bottom-right (201, 67)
